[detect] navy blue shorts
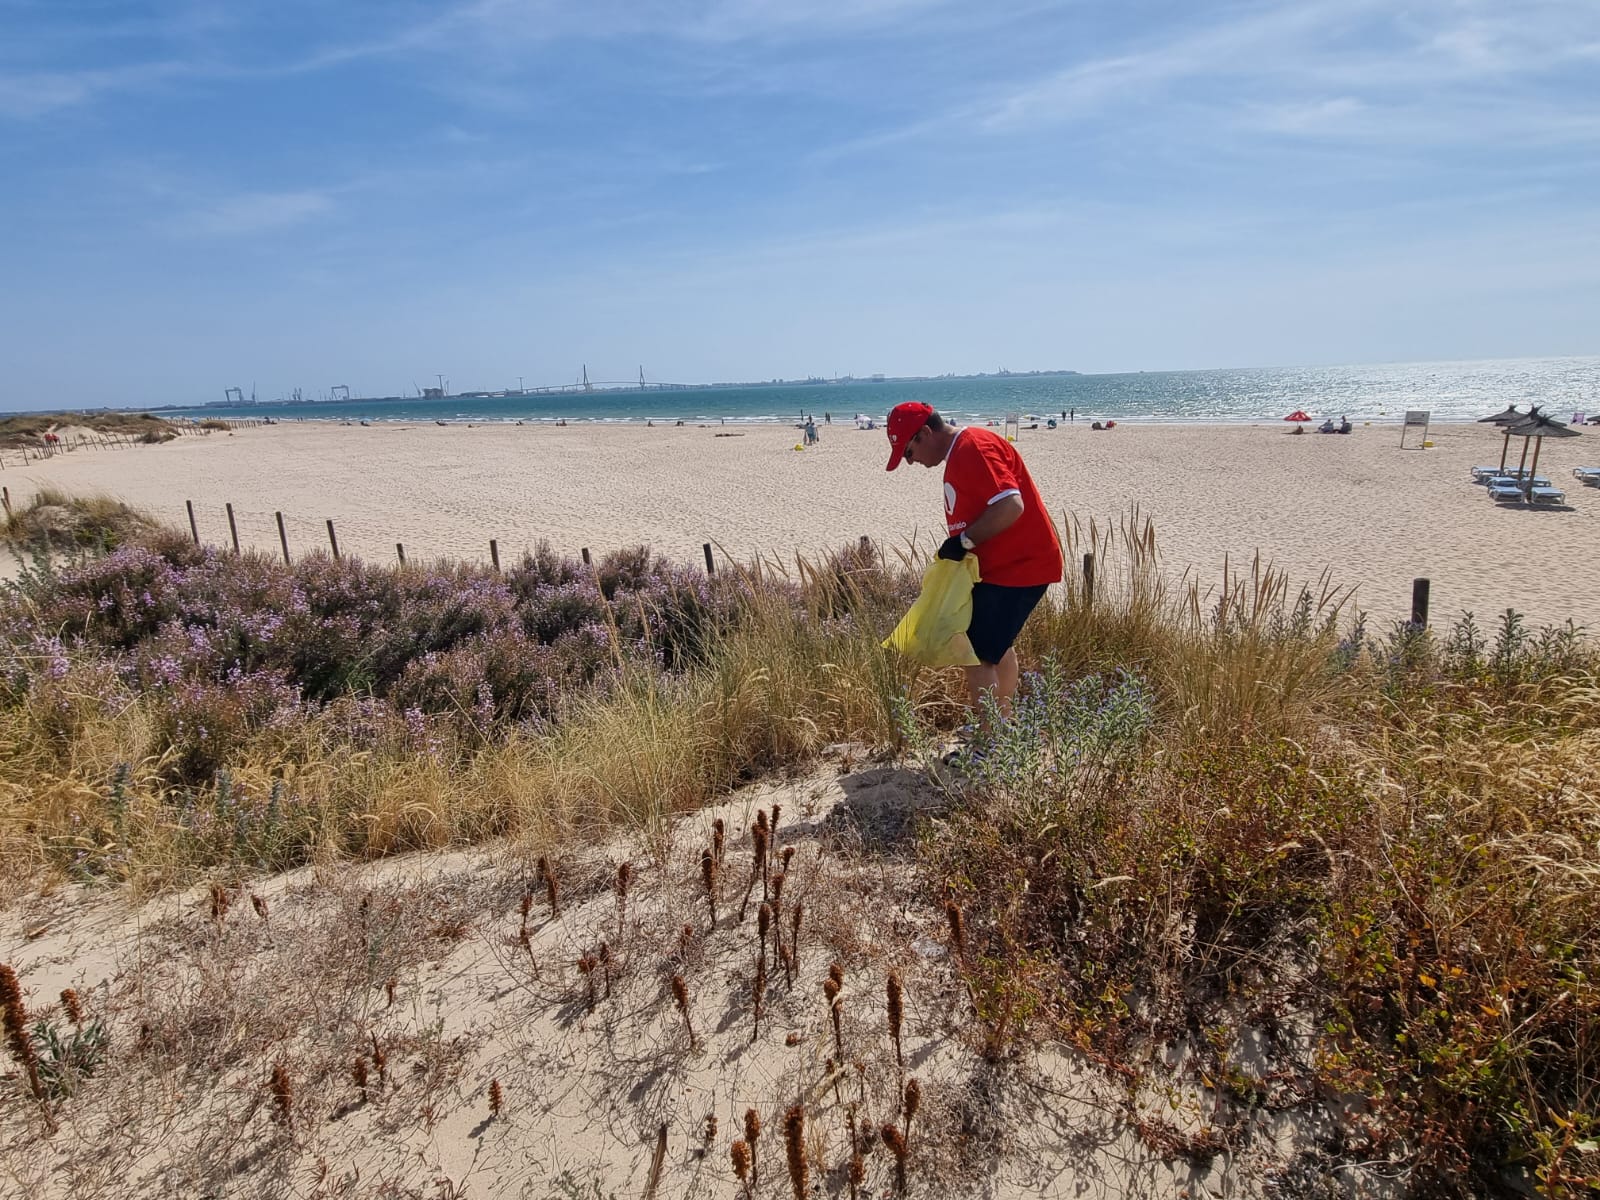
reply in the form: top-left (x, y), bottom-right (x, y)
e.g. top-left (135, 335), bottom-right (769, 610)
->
top-left (968, 582), bottom-right (1049, 665)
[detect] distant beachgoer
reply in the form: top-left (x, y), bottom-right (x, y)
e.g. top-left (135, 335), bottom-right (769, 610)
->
top-left (883, 402), bottom-right (1063, 733)
top-left (824, 412), bottom-right (831, 424)
top-left (1070, 408), bottom-right (1075, 423)
top-left (804, 417), bottom-right (819, 445)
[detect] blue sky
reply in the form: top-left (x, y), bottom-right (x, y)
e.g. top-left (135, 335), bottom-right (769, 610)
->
top-left (2, 0), bottom-right (1597, 407)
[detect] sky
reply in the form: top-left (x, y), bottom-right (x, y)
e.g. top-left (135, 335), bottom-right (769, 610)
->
top-left (2, 0), bottom-right (1598, 408)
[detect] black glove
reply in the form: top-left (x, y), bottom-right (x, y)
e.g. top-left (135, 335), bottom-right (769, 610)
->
top-left (937, 535), bottom-right (967, 561)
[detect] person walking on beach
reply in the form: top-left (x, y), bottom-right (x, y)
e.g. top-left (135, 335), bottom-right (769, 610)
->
top-left (885, 402), bottom-right (1063, 728)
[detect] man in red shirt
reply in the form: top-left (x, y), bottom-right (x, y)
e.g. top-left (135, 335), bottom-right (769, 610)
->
top-left (886, 401), bottom-right (1063, 724)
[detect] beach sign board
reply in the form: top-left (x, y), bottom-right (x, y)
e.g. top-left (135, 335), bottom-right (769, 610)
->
top-left (1400, 409), bottom-right (1431, 449)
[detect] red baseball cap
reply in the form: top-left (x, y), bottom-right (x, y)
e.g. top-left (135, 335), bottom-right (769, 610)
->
top-left (885, 402), bottom-right (933, 470)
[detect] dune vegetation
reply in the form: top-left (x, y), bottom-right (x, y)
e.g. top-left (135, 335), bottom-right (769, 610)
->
top-left (1, 498), bottom-right (1596, 1197)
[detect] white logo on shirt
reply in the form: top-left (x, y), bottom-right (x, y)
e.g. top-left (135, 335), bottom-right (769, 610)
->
top-left (943, 482), bottom-right (956, 514)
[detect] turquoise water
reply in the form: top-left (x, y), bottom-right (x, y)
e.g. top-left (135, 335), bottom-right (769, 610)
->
top-left (179, 356), bottom-right (1599, 426)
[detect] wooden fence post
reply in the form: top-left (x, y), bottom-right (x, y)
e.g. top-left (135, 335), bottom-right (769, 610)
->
top-left (326, 520), bottom-right (340, 561)
top-left (581, 547), bottom-right (592, 566)
top-left (703, 542), bottom-right (715, 575)
top-left (1082, 552), bottom-right (1095, 603)
top-left (396, 543), bottom-right (406, 565)
top-left (186, 500), bottom-right (200, 545)
top-left (1410, 578), bottom-right (1430, 630)
top-left (225, 503), bottom-right (240, 554)
top-left (1, 486), bottom-right (11, 519)
top-left (276, 511), bottom-right (290, 564)
top-left (489, 539), bottom-right (500, 572)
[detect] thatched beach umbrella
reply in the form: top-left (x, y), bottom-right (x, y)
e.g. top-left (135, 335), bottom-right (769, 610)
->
top-left (1478, 404), bottom-right (1534, 473)
top-left (1506, 410), bottom-right (1580, 498)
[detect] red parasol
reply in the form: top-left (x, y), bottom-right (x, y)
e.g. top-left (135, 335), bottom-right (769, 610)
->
top-left (1283, 410), bottom-right (1312, 423)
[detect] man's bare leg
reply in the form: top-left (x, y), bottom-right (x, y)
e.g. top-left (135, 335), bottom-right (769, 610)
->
top-left (963, 648), bottom-right (1021, 731)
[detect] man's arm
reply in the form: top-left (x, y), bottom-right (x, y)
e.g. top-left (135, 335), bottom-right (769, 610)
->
top-left (964, 493), bottom-right (1024, 546)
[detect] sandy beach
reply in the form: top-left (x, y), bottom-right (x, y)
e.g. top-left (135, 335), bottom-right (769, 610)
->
top-left (4, 418), bottom-right (1598, 629)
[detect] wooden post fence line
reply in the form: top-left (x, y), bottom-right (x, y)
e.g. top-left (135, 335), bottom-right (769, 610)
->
top-left (326, 520), bottom-right (341, 561)
top-left (1082, 552), bottom-right (1095, 603)
top-left (186, 500), bottom-right (200, 545)
top-left (1, 486), bottom-right (11, 519)
top-left (703, 542), bottom-right (715, 575)
top-left (489, 539), bottom-right (500, 572)
top-left (276, 511), bottom-right (290, 565)
top-left (581, 547), bottom-right (592, 566)
top-left (396, 543), bottom-right (406, 565)
top-left (226, 503), bottom-right (240, 554)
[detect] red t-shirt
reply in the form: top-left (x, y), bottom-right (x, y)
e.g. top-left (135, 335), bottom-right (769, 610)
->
top-left (942, 427), bottom-right (1063, 587)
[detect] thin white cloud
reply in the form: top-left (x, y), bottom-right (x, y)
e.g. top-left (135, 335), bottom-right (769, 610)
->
top-left (0, 61), bottom-right (187, 118)
top-left (175, 190), bottom-right (333, 237)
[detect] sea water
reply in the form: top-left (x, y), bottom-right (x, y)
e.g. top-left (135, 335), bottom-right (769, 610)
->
top-left (177, 356), bottom-right (1599, 427)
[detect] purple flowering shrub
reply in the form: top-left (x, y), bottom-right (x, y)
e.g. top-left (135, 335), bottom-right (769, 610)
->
top-left (2, 535), bottom-right (807, 783)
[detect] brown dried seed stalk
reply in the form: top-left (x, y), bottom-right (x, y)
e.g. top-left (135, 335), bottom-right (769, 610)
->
top-left (783, 1104), bottom-right (807, 1200)
top-left (352, 1057), bottom-right (368, 1096)
top-left (519, 889), bottom-right (533, 921)
top-left (701, 849), bottom-right (718, 928)
top-left (770, 871), bottom-right (785, 907)
top-left (789, 903), bottom-right (803, 974)
top-left (770, 804), bottom-right (781, 838)
top-left (0, 964), bottom-right (45, 1103)
top-left (251, 894), bottom-right (269, 922)
top-left (829, 961), bottom-right (845, 989)
top-left (887, 971), bottom-right (905, 1069)
top-left (488, 1079), bottom-right (503, 1116)
top-left (209, 882), bottom-right (229, 922)
top-left (385, 976), bottom-right (397, 1007)
top-left (712, 818), bottom-right (726, 867)
top-left (904, 1078), bottom-right (922, 1141)
top-left (944, 900), bottom-right (966, 961)
top-left (578, 955), bottom-right (598, 1011)
top-left (731, 1140), bottom-right (753, 1199)
top-left (847, 1106), bottom-right (866, 1200)
top-left (269, 1061), bottom-right (293, 1127)
top-left (616, 860), bottom-right (631, 934)
top-left (882, 1123), bottom-right (909, 1194)
top-left (744, 1108), bottom-right (762, 1184)
top-left (780, 943), bottom-right (794, 989)
top-left (824, 977), bottom-right (844, 1059)
top-left (781, 845), bottom-right (795, 873)
top-left (60, 987), bottom-right (84, 1026)
top-left (671, 974), bottom-right (696, 1047)
top-left (753, 952), bottom-right (767, 1043)
top-left (542, 860), bottom-right (560, 917)
top-left (704, 1113), bottom-right (718, 1142)
top-left (370, 1032), bottom-right (388, 1085)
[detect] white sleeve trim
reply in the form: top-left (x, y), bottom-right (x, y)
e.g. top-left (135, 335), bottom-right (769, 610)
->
top-left (986, 488), bottom-right (1021, 506)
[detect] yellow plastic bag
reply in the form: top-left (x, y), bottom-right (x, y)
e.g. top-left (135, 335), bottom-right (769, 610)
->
top-left (882, 556), bottom-right (981, 667)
